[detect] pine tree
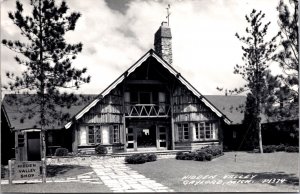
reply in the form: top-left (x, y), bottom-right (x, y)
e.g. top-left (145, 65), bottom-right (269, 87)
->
top-left (2, 0), bottom-right (90, 182)
top-left (232, 10), bottom-right (280, 153)
top-left (273, 0), bottom-right (298, 119)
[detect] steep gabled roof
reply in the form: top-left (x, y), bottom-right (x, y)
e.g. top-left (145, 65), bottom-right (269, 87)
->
top-left (65, 49), bottom-right (232, 129)
top-left (204, 95), bottom-right (246, 124)
top-left (1, 94), bottom-right (96, 130)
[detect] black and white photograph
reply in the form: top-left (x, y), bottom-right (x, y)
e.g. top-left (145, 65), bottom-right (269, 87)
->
top-left (0, 0), bottom-right (299, 193)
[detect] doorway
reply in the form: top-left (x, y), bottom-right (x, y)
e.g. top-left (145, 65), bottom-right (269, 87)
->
top-left (137, 125), bottom-right (156, 148)
top-left (27, 132), bottom-right (41, 161)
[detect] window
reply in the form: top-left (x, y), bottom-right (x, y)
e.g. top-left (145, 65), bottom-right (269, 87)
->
top-left (195, 122), bottom-right (216, 140)
top-left (88, 125), bottom-right (101, 144)
top-left (113, 125), bottom-right (120, 143)
top-left (178, 123), bottom-right (189, 140)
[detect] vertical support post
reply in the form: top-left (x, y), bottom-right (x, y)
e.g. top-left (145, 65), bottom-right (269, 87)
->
top-left (122, 79), bottom-right (127, 152)
top-left (170, 89), bottom-right (175, 150)
top-left (40, 130), bottom-right (46, 183)
top-left (8, 160), bottom-right (12, 184)
top-left (218, 120), bottom-right (223, 148)
top-left (72, 125), bottom-right (78, 153)
top-left (14, 132), bottom-right (19, 161)
top-left (24, 132), bottom-right (28, 161)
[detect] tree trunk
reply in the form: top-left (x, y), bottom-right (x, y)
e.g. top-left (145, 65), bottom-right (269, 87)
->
top-left (41, 129), bottom-right (46, 183)
top-left (38, 0), bottom-right (46, 183)
top-left (258, 121), bottom-right (263, 153)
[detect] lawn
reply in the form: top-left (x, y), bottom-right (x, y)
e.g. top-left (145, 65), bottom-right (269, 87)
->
top-left (127, 151), bottom-right (299, 192)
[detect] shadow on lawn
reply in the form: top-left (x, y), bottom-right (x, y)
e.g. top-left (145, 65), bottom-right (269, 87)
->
top-left (47, 165), bottom-right (90, 177)
top-left (231, 172), bottom-right (299, 186)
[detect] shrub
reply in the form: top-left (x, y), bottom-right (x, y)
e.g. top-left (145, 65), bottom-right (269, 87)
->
top-left (205, 153), bottom-right (213, 161)
top-left (275, 144), bottom-right (285, 152)
top-left (197, 145), bottom-right (223, 156)
top-left (194, 151), bottom-right (206, 161)
top-left (145, 153), bottom-right (157, 162)
top-left (54, 148), bottom-right (68, 156)
top-left (125, 154), bottom-right (147, 164)
top-left (263, 145), bottom-right (276, 153)
top-left (184, 152), bottom-right (196, 160)
top-left (175, 151), bottom-right (184, 160)
top-left (176, 152), bottom-right (196, 160)
top-left (95, 145), bottom-right (108, 155)
top-left (285, 146), bottom-right (299, 153)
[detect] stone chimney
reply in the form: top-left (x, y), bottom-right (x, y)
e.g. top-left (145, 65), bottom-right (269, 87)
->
top-left (154, 22), bottom-right (172, 65)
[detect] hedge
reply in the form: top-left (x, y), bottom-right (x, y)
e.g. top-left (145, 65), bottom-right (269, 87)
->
top-left (125, 153), bottom-right (157, 164)
top-left (176, 145), bottom-right (223, 161)
top-left (54, 148), bottom-right (68, 156)
top-left (95, 145), bottom-right (108, 155)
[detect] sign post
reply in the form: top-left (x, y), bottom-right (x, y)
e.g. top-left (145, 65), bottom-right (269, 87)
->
top-left (8, 160), bottom-right (13, 184)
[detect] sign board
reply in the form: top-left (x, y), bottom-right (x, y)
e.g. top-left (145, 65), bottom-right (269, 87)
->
top-left (14, 161), bottom-right (41, 179)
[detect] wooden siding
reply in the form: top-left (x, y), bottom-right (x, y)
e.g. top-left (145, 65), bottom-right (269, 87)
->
top-left (80, 88), bottom-right (123, 124)
top-left (172, 85), bottom-right (218, 122)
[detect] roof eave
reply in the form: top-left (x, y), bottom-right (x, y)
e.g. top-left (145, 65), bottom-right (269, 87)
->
top-left (64, 49), bottom-right (232, 128)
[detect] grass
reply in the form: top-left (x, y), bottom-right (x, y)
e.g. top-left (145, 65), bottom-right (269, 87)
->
top-left (47, 164), bottom-right (92, 178)
top-left (127, 151), bottom-right (299, 192)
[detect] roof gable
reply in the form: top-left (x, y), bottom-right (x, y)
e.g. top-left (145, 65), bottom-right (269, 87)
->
top-left (65, 49), bottom-right (231, 129)
top-left (2, 94), bottom-right (96, 130)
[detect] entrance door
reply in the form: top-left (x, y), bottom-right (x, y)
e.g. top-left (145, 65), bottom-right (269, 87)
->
top-left (158, 126), bottom-right (167, 149)
top-left (137, 125), bottom-right (156, 148)
top-left (27, 132), bottom-right (41, 161)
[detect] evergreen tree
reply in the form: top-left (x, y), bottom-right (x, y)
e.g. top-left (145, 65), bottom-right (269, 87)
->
top-left (272, 0), bottom-right (298, 119)
top-left (232, 10), bottom-right (280, 153)
top-left (2, 0), bottom-right (90, 181)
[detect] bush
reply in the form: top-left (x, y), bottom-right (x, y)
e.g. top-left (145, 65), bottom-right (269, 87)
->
top-left (275, 144), bottom-right (285, 152)
top-left (54, 148), bottom-right (68, 156)
top-left (285, 146), bottom-right (299, 153)
top-left (194, 151), bottom-right (206, 161)
top-left (263, 145), bottom-right (276, 153)
top-left (185, 152), bottom-right (196, 160)
top-left (175, 152), bottom-right (196, 160)
top-left (125, 154), bottom-right (148, 164)
top-left (95, 145), bottom-right (108, 155)
top-left (205, 153), bottom-right (213, 161)
top-left (145, 153), bottom-right (157, 162)
top-left (175, 152), bottom-right (184, 160)
top-left (197, 145), bottom-right (223, 156)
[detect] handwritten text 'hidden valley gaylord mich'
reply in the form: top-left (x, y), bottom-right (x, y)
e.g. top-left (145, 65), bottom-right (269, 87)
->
top-left (181, 174), bottom-right (286, 186)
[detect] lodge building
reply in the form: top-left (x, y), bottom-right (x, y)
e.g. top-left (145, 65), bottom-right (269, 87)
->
top-left (65, 22), bottom-right (231, 154)
top-left (5, 22), bottom-right (297, 162)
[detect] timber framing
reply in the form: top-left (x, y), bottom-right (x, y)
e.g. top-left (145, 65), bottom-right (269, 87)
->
top-left (65, 49), bottom-right (231, 129)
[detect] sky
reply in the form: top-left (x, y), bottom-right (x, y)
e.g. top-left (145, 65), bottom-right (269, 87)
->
top-left (1, 0), bottom-right (283, 96)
